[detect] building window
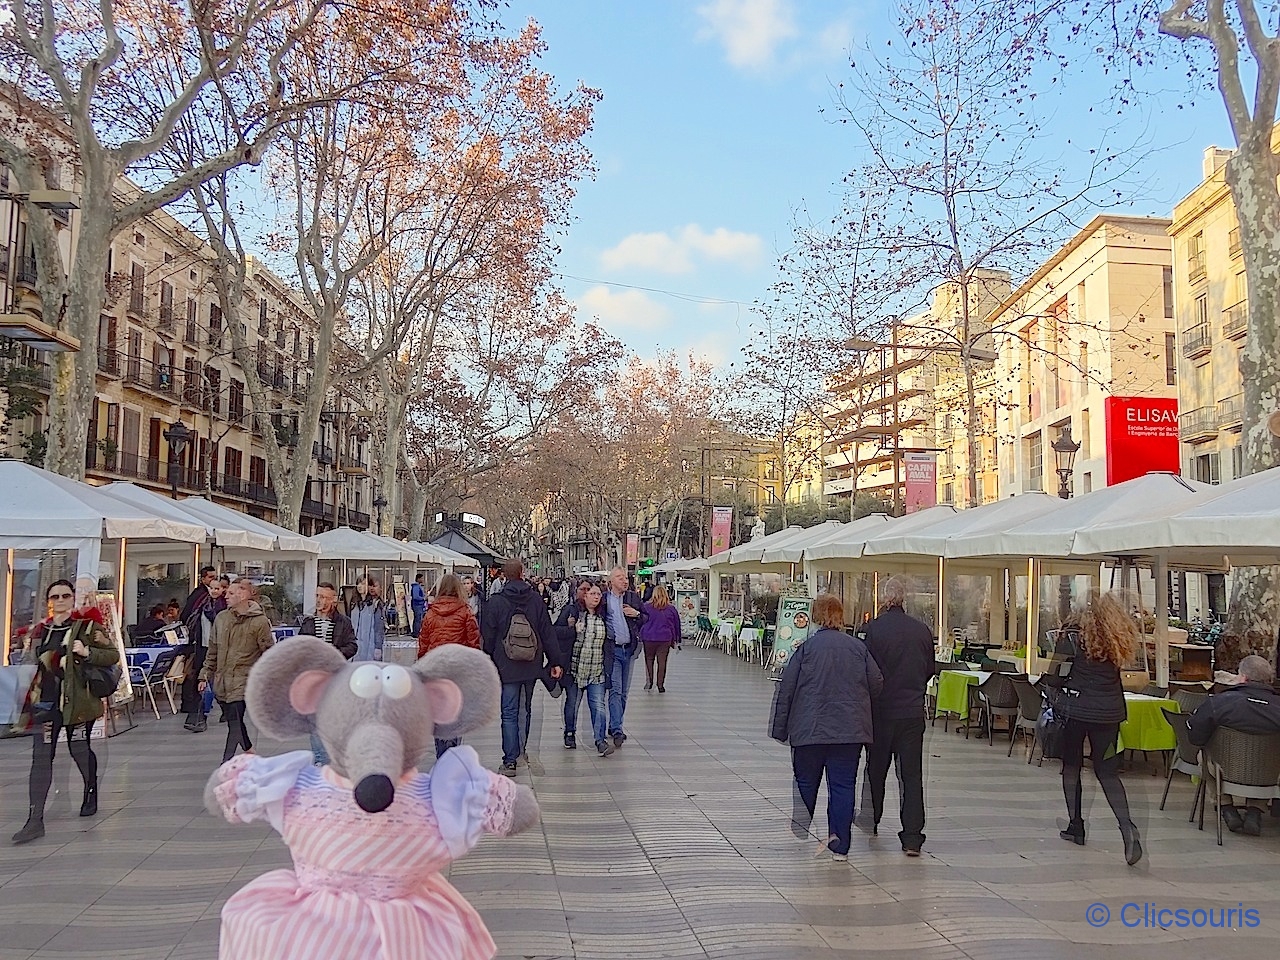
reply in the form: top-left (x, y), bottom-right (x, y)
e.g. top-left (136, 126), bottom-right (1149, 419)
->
top-left (258, 299), bottom-right (268, 332)
top-left (1231, 444), bottom-right (1244, 480)
top-left (1026, 433), bottom-right (1043, 491)
top-left (942, 482), bottom-right (954, 504)
top-left (1194, 293), bottom-right (1208, 327)
top-left (1191, 451), bottom-right (1221, 485)
top-left (128, 262), bottom-right (145, 314)
top-left (229, 378), bottom-right (245, 421)
top-left (1083, 472), bottom-right (1093, 493)
top-left (1080, 409), bottom-right (1091, 460)
top-left (1162, 266), bottom-right (1174, 318)
top-left (207, 304), bottom-right (222, 345)
top-left (1079, 341), bottom-right (1089, 393)
top-left (1165, 333), bottom-right (1177, 385)
top-left (185, 298), bottom-right (197, 343)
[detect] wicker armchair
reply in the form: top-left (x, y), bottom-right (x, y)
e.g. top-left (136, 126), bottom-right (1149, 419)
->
top-left (1140, 683), bottom-right (1169, 699)
top-left (977, 671), bottom-right (1019, 746)
top-left (1158, 707), bottom-right (1202, 821)
top-left (1007, 675), bottom-right (1045, 764)
top-left (1171, 688), bottom-right (1208, 715)
top-left (1199, 727), bottom-right (1280, 845)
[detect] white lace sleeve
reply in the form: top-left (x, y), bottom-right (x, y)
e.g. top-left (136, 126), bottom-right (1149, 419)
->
top-left (428, 745), bottom-right (517, 858)
top-left (211, 750), bottom-right (312, 833)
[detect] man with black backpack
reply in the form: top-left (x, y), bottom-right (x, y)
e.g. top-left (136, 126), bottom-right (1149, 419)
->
top-left (481, 559), bottom-right (564, 776)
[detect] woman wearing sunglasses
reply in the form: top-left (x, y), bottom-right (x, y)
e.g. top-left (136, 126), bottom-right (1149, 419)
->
top-left (12, 579), bottom-right (120, 845)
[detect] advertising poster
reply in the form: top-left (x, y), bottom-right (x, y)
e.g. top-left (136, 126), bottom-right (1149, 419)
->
top-left (625, 533), bottom-right (640, 566)
top-left (710, 506), bottom-right (734, 555)
top-left (903, 452), bottom-right (938, 514)
top-left (674, 588), bottom-right (701, 636)
top-left (1104, 396), bottom-right (1180, 485)
top-left (768, 594), bottom-right (813, 682)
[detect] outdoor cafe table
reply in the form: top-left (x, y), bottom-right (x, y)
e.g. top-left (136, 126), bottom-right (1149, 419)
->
top-left (935, 670), bottom-right (989, 718)
top-left (1118, 692), bottom-right (1178, 752)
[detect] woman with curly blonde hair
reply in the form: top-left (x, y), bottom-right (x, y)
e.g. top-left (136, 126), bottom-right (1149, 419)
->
top-left (1044, 591), bottom-right (1142, 865)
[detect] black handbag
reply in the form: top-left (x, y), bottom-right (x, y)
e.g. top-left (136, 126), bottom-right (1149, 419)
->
top-left (1036, 689), bottom-right (1069, 759)
top-left (81, 661), bottom-right (122, 699)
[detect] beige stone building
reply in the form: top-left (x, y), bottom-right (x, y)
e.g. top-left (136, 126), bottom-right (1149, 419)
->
top-left (0, 112), bottom-right (378, 534)
top-left (1168, 147), bottom-right (1248, 485)
top-left (993, 215), bottom-right (1177, 496)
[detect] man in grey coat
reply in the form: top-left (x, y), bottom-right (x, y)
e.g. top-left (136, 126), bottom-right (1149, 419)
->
top-left (770, 593), bottom-right (883, 861)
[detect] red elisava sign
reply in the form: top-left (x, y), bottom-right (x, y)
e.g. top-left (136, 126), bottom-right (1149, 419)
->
top-left (1104, 396), bottom-right (1180, 485)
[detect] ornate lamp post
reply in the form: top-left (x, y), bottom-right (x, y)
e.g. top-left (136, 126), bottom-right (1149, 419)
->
top-left (163, 420), bottom-right (192, 499)
top-left (372, 492), bottom-right (388, 536)
top-left (1051, 426), bottom-right (1081, 500)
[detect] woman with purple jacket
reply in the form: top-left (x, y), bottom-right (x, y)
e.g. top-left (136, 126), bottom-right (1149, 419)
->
top-left (641, 586), bottom-right (682, 692)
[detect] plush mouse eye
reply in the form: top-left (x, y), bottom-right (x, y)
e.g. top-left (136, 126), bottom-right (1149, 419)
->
top-left (349, 664), bottom-right (383, 699)
top-left (381, 665), bottom-right (413, 700)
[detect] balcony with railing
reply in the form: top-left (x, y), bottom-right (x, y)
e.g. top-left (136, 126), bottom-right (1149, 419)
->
top-left (121, 353), bottom-right (177, 399)
top-left (97, 343), bottom-right (121, 377)
top-left (1217, 393), bottom-right (1243, 430)
top-left (15, 255), bottom-right (37, 287)
top-left (1181, 322), bottom-right (1212, 359)
top-left (0, 349), bottom-right (51, 391)
top-left (1223, 300), bottom-right (1248, 339)
top-left (158, 303), bottom-right (176, 334)
top-left (1187, 249), bottom-right (1207, 283)
top-left (1179, 406), bottom-right (1219, 443)
top-left (1229, 227), bottom-right (1242, 258)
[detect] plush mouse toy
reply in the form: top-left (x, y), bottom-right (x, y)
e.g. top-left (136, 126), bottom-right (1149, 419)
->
top-left (205, 636), bottom-right (539, 960)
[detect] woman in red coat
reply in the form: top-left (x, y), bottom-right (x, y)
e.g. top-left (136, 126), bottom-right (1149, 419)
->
top-left (418, 574), bottom-right (481, 757)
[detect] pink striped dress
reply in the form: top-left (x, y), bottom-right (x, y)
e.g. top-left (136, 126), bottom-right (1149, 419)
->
top-left (210, 746), bottom-right (519, 960)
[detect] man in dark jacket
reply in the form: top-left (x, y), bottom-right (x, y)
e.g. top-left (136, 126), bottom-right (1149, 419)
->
top-left (299, 582), bottom-right (358, 660)
top-left (482, 560), bottom-right (564, 776)
top-left (860, 577), bottom-right (936, 856)
top-left (603, 566), bottom-right (647, 749)
top-left (1188, 656), bottom-right (1280, 835)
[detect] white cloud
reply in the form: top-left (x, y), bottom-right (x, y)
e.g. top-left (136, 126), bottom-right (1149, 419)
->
top-left (600, 224), bottom-right (763, 274)
top-left (578, 285), bottom-right (671, 333)
top-left (696, 0), bottom-right (798, 69)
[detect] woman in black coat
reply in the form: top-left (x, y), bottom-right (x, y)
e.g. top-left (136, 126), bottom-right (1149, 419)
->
top-left (769, 593), bottom-right (883, 861)
top-left (1042, 592), bottom-right (1142, 865)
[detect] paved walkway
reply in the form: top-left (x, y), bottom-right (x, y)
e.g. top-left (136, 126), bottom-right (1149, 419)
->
top-left (2, 648), bottom-right (1279, 960)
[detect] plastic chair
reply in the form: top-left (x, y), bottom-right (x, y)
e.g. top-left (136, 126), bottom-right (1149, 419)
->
top-left (977, 672), bottom-right (1019, 746)
top-left (126, 648), bottom-right (179, 719)
top-left (1159, 707), bottom-right (1202, 821)
top-left (1008, 675), bottom-right (1045, 764)
top-left (1200, 728), bottom-right (1280, 845)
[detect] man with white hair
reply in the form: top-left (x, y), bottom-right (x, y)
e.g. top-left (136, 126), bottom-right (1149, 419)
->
top-left (860, 575), bottom-right (935, 856)
top-left (1188, 655), bottom-right (1280, 836)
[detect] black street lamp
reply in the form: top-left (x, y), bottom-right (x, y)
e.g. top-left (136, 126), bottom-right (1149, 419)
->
top-left (163, 420), bottom-right (192, 499)
top-left (1051, 426), bottom-right (1081, 500)
top-left (373, 492), bottom-right (388, 534)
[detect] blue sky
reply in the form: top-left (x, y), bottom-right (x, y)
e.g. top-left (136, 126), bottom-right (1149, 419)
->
top-left (506, 0), bottom-right (1235, 367)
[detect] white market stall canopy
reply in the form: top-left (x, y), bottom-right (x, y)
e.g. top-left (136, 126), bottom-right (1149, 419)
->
top-left (403, 540), bottom-right (480, 570)
top-left (101, 482), bottom-right (276, 552)
top-left (865, 492), bottom-right (1066, 564)
top-left (0, 461), bottom-right (207, 545)
top-left (651, 556), bottom-right (710, 574)
top-left (1070, 465), bottom-right (1280, 567)
top-left (712, 524), bottom-right (816, 574)
top-left (761, 516), bottom-right (876, 565)
top-left (178, 496), bottom-right (320, 555)
top-left (313, 527), bottom-right (418, 562)
top-left (805, 506), bottom-right (958, 571)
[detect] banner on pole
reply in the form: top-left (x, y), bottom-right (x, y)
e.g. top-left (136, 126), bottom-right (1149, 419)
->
top-left (710, 506), bottom-right (733, 555)
top-left (625, 533), bottom-right (639, 566)
top-left (903, 452), bottom-right (937, 514)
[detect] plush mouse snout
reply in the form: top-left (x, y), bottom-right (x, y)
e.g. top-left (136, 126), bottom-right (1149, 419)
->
top-left (354, 774), bottom-right (396, 813)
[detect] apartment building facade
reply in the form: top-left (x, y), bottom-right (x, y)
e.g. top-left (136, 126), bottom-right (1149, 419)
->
top-left (1168, 147), bottom-right (1250, 486)
top-left (0, 109), bottom-right (377, 533)
top-left (994, 216), bottom-right (1178, 497)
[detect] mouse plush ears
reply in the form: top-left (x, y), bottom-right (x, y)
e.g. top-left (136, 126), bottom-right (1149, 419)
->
top-left (245, 636), bottom-right (348, 739)
top-left (413, 645), bottom-right (500, 742)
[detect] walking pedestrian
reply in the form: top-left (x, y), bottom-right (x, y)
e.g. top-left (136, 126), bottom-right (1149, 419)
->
top-left (298, 582), bottom-right (358, 765)
top-left (556, 582), bottom-right (615, 756)
top-left (350, 576), bottom-right (386, 661)
top-left (548, 578), bottom-right (571, 624)
top-left (419, 573), bottom-right (482, 758)
top-left (641, 585), bottom-right (681, 692)
top-left (604, 566), bottom-right (646, 749)
top-left (861, 576), bottom-right (934, 856)
top-left (410, 573), bottom-right (428, 638)
top-left (11, 580), bottom-right (120, 845)
top-left (182, 574), bottom-right (228, 732)
top-left (199, 578), bottom-right (272, 764)
top-left (769, 593), bottom-right (883, 862)
top-left (1042, 591), bottom-right (1143, 865)
top-left (480, 559), bottom-right (564, 776)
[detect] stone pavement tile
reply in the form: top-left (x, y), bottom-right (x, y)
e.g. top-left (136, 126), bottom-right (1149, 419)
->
top-left (562, 929), bottom-right (706, 959)
top-left (813, 920), bottom-right (966, 953)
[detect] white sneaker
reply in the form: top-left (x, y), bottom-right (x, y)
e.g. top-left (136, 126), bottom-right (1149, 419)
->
top-left (831, 852), bottom-right (848, 862)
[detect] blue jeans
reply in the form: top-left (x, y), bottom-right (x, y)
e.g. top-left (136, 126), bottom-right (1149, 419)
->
top-left (792, 743), bottom-right (862, 855)
top-left (310, 731), bottom-right (329, 766)
top-left (608, 646), bottom-right (636, 736)
top-left (500, 680), bottom-right (535, 766)
top-left (412, 606), bottom-right (426, 638)
top-left (563, 680), bottom-right (607, 745)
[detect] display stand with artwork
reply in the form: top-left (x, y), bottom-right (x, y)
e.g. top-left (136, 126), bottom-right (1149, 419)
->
top-left (768, 591), bottom-right (813, 682)
top-left (94, 593), bottom-right (136, 738)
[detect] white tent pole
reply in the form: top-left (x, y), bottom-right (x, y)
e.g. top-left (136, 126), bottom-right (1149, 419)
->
top-left (873, 571), bottom-right (880, 617)
top-left (708, 569), bottom-right (721, 620)
top-left (1026, 558), bottom-right (1039, 676)
top-left (2, 548), bottom-right (12, 656)
top-left (937, 556), bottom-right (947, 641)
top-left (1154, 553), bottom-right (1170, 687)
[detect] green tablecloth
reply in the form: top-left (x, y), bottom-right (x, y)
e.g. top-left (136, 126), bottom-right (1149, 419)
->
top-left (935, 670), bottom-right (987, 717)
top-left (1118, 694), bottom-right (1178, 752)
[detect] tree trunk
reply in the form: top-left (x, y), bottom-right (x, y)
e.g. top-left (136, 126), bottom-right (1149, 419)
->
top-left (375, 386), bottom-right (410, 537)
top-left (1218, 148), bottom-right (1280, 665)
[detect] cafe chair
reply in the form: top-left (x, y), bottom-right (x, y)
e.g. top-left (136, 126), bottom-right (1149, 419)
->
top-left (1140, 683), bottom-right (1169, 699)
top-left (127, 648), bottom-right (179, 720)
top-left (1159, 707), bottom-right (1203, 821)
top-left (1008, 675), bottom-right (1045, 764)
top-left (932, 661), bottom-right (961, 730)
top-left (977, 672), bottom-right (1019, 746)
top-left (1199, 727), bottom-right (1280, 845)
top-left (1171, 688), bottom-right (1208, 715)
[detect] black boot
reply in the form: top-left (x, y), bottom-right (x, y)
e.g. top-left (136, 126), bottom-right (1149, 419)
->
top-left (1059, 820), bottom-right (1086, 845)
top-left (80, 781), bottom-right (98, 818)
top-left (11, 808), bottom-right (44, 845)
top-left (1122, 823), bottom-right (1143, 865)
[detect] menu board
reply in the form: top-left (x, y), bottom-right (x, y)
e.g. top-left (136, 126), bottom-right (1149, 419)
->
top-left (768, 595), bottom-right (813, 682)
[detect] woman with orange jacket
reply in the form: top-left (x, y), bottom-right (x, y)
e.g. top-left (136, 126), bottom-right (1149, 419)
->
top-left (417, 574), bottom-right (481, 757)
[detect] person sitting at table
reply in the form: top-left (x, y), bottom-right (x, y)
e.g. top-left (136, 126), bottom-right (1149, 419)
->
top-left (1041, 592), bottom-right (1143, 866)
top-left (165, 599), bottom-right (182, 624)
top-left (134, 604), bottom-right (167, 641)
top-left (1187, 655), bottom-right (1280, 837)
